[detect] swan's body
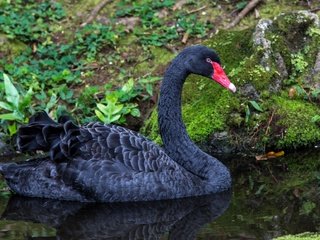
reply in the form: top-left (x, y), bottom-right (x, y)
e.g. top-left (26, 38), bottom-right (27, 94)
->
top-left (0, 45), bottom-right (235, 202)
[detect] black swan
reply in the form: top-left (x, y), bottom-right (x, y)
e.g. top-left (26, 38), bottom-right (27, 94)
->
top-left (0, 45), bottom-right (236, 202)
top-left (2, 191), bottom-right (231, 239)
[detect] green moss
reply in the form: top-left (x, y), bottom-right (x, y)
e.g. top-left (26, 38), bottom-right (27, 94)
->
top-left (182, 75), bottom-right (239, 142)
top-left (205, 29), bottom-right (254, 73)
top-left (134, 47), bottom-right (174, 76)
top-left (149, 46), bottom-right (175, 65)
top-left (0, 34), bottom-right (27, 57)
top-left (273, 96), bottom-right (320, 149)
top-left (275, 232), bottom-right (320, 240)
top-left (140, 109), bottom-right (162, 144)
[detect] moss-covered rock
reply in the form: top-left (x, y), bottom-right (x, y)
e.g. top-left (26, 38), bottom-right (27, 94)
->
top-left (141, 11), bottom-right (320, 154)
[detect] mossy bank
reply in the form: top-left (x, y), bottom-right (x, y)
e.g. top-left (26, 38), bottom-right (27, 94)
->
top-left (141, 11), bottom-right (320, 154)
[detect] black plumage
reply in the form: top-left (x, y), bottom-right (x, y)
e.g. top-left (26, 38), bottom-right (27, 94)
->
top-left (0, 45), bottom-right (234, 202)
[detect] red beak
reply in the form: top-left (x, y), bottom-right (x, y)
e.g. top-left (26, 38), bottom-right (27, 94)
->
top-left (211, 62), bottom-right (236, 93)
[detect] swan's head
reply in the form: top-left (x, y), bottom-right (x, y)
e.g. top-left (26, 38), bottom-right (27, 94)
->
top-left (183, 45), bottom-right (236, 93)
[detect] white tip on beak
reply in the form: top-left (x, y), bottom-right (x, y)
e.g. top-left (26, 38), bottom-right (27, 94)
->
top-left (228, 83), bottom-right (237, 93)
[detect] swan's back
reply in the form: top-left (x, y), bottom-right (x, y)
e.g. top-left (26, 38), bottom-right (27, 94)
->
top-left (1, 112), bottom-right (205, 202)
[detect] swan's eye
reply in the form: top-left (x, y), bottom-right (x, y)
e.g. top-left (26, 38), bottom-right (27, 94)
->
top-left (206, 58), bottom-right (212, 63)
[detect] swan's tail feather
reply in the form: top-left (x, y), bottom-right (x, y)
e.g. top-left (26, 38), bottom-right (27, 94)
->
top-left (17, 112), bottom-right (80, 160)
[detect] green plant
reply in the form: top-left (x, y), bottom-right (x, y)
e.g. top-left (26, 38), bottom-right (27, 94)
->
top-left (116, 0), bottom-right (211, 46)
top-left (0, 0), bottom-right (65, 42)
top-left (0, 74), bottom-right (33, 135)
top-left (95, 79), bottom-right (141, 124)
top-left (94, 76), bottom-right (160, 124)
top-left (299, 200), bottom-right (316, 216)
top-left (284, 52), bottom-right (309, 85)
top-left (74, 24), bottom-right (118, 60)
top-left (176, 13), bottom-right (211, 37)
top-left (236, 1), bottom-right (248, 10)
top-left (245, 100), bottom-right (263, 123)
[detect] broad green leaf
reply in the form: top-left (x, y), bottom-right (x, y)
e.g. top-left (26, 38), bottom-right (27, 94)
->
top-left (3, 73), bottom-right (19, 108)
top-left (146, 84), bottom-right (153, 96)
top-left (311, 115), bottom-right (320, 123)
top-left (8, 123), bottom-right (17, 136)
top-left (45, 94), bottom-right (57, 112)
top-left (111, 104), bottom-right (123, 114)
top-left (249, 100), bottom-right (263, 112)
top-left (109, 114), bottom-right (121, 123)
top-left (97, 103), bottom-right (109, 115)
top-left (0, 112), bottom-right (23, 121)
top-left (95, 109), bottom-right (106, 122)
top-left (105, 94), bottom-right (118, 103)
top-left (19, 87), bottom-right (33, 111)
top-left (0, 101), bottom-right (13, 111)
top-left (130, 108), bottom-right (141, 117)
top-left (245, 105), bottom-right (250, 123)
top-left (138, 76), bottom-right (161, 84)
top-left (122, 79), bottom-right (134, 93)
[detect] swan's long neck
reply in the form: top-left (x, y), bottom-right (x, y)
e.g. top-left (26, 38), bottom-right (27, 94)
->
top-left (158, 58), bottom-right (229, 181)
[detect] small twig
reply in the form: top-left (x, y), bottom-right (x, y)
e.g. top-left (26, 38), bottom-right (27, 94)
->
top-left (187, 5), bottom-right (207, 15)
top-left (310, 7), bottom-right (320, 12)
top-left (181, 32), bottom-right (189, 44)
top-left (226, 0), bottom-right (263, 29)
top-left (264, 109), bottom-right (275, 135)
top-left (80, 0), bottom-right (113, 27)
top-left (267, 165), bottom-right (279, 183)
top-left (164, 45), bottom-right (178, 54)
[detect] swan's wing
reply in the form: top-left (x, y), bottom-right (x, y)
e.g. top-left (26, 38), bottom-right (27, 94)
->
top-left (75, 122), bottom-right (173, 173)
top-left (55, 123), bottom-right (201, 201)
top-left (17, 112), bottom-right (172, 173)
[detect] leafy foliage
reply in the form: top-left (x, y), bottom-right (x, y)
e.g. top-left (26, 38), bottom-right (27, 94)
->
top-left (116, 0), bottom-right (212, 46)
top-left (95, 77), bottom-right (159, 124)
top-left (0, 0), bottom-right (65, 42)
top-left (0, 74), bottom-right (33, 135)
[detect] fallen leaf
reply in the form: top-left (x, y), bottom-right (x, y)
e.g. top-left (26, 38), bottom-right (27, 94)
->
top-left (97, 16), bottom-right (111, 25)
top-left (181, 32), bottom-right (189, 44)
top-left (156, 8), bottom-right (169, 18)
top-left (293, 188), bottom-right (300, 198)
top-left (255, 154), bottom-right (268, 161)
top-left (254, 8), bottom-right (260, 19)
top-left (32, 43), bottom-right (37, 53)
top-left (288, 87), bottom-right (296, 98)
top-left (274, 150), bottom-right (284, 157)
top-left (173, 0), bottom-right (187, 11)
top-left (256, 150), bottom-right (285, 161)
top-left (117, 17), bottom-right (140, 32)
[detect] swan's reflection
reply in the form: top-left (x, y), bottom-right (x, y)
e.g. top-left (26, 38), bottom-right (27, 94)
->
top-left (1, 191), bottom-right (231, 240)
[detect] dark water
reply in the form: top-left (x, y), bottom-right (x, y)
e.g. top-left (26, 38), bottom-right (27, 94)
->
top-left (0, 150), bottom-right (319, 239)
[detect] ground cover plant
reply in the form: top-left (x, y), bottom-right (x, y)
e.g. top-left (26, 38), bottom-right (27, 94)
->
top-left (0, 0), bottom-right (318, 152)
top-left (0, 0), bottom-right (214, 138)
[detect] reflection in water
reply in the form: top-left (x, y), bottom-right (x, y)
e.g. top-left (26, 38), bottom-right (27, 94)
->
top-left (1, 191), bottom-right (231, 240)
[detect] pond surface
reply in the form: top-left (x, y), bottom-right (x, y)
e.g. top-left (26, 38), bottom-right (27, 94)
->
top-left (0, 150), bottom-right (319, 239)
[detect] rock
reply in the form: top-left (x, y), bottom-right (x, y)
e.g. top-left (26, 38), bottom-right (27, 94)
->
top-left (253, 19), bottom-right (273, 71)
top-left (208, 131), bottom-right (236, 154)
top-left (142, 11), bottom-right (320, 155)
top-left (271, 52), bottom-right (288, 92)
top-left (0, 133), bottom-right (14, 156)
top-left (240, 83), bottom-right (260, 100)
